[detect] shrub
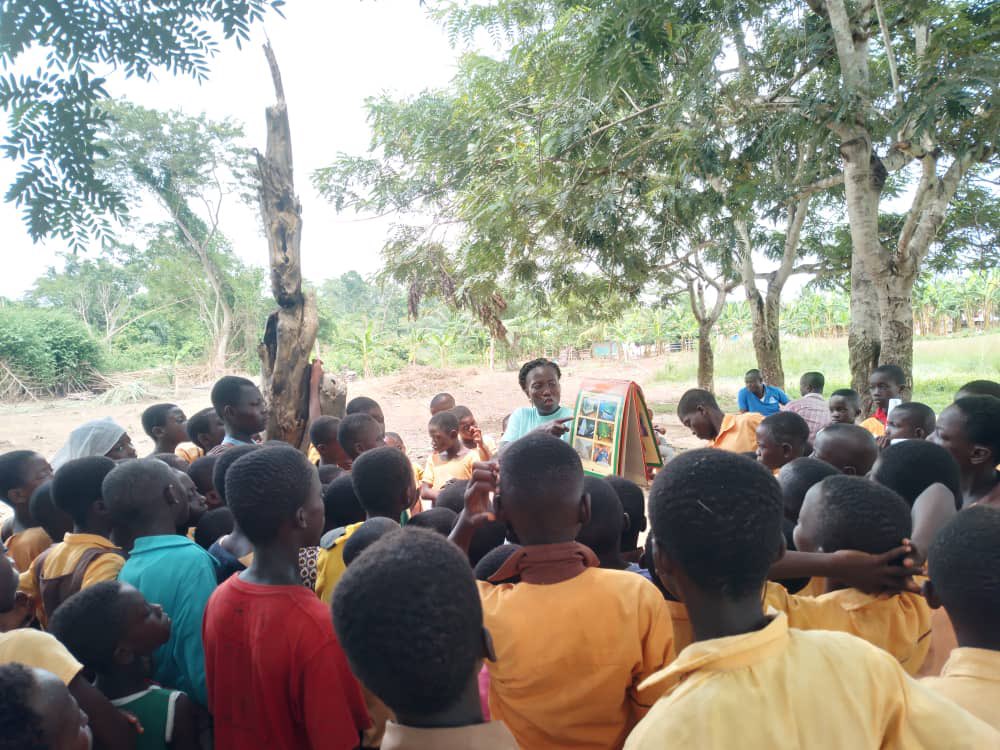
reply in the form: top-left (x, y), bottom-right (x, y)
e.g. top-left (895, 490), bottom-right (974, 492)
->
top-left (0, 307), bottom-right (102, 395)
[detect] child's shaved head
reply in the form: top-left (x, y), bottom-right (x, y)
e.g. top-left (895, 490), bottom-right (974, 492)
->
top-left (794, 476), bottom-right (910, 556)
top-left (429, 393), bottom-right (456, 415)
top-left (927, 506), bottom-right (1000, 645)
top-left (650, 449), bottom-right (784, 599)
top-left (497, 433), bottom-right (587, 546)
top-left (885, 402), bottom-right (935, 441)
top-left (576, 476), bottom-right (626, 560)
top-left (813, 423), bottom-right (878, 475)
top-left (102, 458), bottom-right (184, 532)
top-left (777, 457), bottom-right (840, 522)
top-left (333, 529), bottom-right (486, 721)
top-left (871, 440), bottom-right (962, 509)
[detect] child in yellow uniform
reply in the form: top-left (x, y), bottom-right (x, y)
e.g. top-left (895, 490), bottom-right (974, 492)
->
top-left (451, 405), bottom-right (497, 461)
top-left (0, 450), bottom-right (54, 572)
top-left (770, 475), bottom-right (940, 674)
top-left (420, 412), bottom-right (476, 503)
top-left (624, 449), bottom-right (999, 749)
top-left (921, 506), bottom-right (1000, 730)
top-left (451, 434), bottom-right (674, 750)
top-left (755, 411), bottom-right (810, 475)
top-left (677, 389), bottom-right (763, 453)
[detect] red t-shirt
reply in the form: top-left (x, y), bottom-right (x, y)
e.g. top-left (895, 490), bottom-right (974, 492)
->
top-left (203, 575), bottom-right (369, 750)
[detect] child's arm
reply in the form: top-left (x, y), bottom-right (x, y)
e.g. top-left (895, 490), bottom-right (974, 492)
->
top-left (770, 546), bottom-right (921, 594)
top-left (168, 693), bottom-right (202, 750)
top-left (420, 482), bottom-right (439, 501)
top-left (471, 426), bottom-right (492, 461)
top-left (450, 462), bottom-right (497, 554)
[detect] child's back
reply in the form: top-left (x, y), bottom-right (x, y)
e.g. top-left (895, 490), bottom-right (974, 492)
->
top-left (625, 449), bottom-right (998, 749)
top-left (773, 475), bottom-right (931, 674)
top-left (456, 434), bottom-right (674, 749)
top-left (203, 446), bottom-right (368, 750)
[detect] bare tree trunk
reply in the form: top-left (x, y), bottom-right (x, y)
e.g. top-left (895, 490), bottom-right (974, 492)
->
top-left (696, 321), bottom-right (715, 392)
top-left (256, 44), bottom-right (318, 451)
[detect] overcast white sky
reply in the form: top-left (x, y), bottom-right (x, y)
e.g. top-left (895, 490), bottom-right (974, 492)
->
top-left (0, 2), bottom-right (464, 298)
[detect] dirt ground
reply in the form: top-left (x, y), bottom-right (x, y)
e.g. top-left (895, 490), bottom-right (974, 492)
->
top-left (0, 355), bottom-right (705, 462)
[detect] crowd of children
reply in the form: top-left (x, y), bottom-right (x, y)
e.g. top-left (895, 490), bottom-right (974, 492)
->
top-left (1, 358), bottom-right (999, 749)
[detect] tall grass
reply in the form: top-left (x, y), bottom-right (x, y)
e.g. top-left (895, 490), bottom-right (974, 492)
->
top-left (654, 332), bottom-right (1000, 413)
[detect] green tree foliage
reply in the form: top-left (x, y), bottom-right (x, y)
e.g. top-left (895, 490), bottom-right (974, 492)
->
top-left (0, 306), bottom-right (102, 395)
top-left (0, 0), bottom-right (283, 247)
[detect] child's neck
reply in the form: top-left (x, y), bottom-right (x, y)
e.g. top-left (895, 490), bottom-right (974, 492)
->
top-left (442, 443), bottom-right (466, 460)
top-left (952, 620), bottom-right (1000, 652)
top-left (685, 589), bottom-right (772, 642)
top-left (963, 467), bottom-right (1000, 506)
top-left (10, 506), bottom-right (33, 534)
top-left (240, 539), bottom-right (301, 586)
top-left (226, 426), bottom-right (255, 444)
top-left (96, 662), bottom-right (152, 701)
top-left (153, 439), bottom-right (177, 454)
top-left (596, 548), bottom-right (629, 571)
top-left (395, 670), bottom-right (485, 730)
top-left (73, 521), bottom-right (112, 538)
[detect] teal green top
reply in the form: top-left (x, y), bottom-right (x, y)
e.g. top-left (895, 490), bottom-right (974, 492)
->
top-left (119, 535), bottom-right (217, 706)
top-left (111, 686), bottom-right (181, 750)
top-left (500, 405), bottom-right (574, 444)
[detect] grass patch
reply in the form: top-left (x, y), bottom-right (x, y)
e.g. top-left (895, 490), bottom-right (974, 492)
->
top-left (654, 332), bottom-right (1000, 413)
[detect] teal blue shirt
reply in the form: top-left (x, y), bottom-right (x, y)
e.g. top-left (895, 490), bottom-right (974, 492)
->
top-left (500, 405), bottom-right (574, 444)
top-left (119, 535), bottom-right (217, 706)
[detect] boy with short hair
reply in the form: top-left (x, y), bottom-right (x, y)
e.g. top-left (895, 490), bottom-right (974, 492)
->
top-left (346, 396), bottom-right (385, 426)
top-left (606, 475), bottom-right (646, 563)
top-left (452, 434), bottom-right (675, 749)
top-left (828, 388), bottom-right (863, 425)
top-left (871, 440), bottom-right (963, 509)
top-left (203, 445), bottom-right (369, 750)
top-left (315, 446), bottom-right (417, 604)
top-left (885, 401), bottom-right (936, 442)
top-left (0, 663), bottom-right (93, 750)
top-left (186, 455), bottom-right (221, 510)
top-left (385, 431), bottom-right (426, 493)
top-left (176, 407), bottom-right (225, 463)
top-left (576, 476), bottom-right (635, 571)
top-left (28, 483), bottom-right (72, 545)
top-left (812, 423), bottom-right (878, 476)
top-left (738, 369), bottom-right (789, 416)
top-left (773, 475), bottom-right (934, 674)
top-left (435, 479), bottom-right (508, 566)
top-left (782, 371), bottom-right (829, 441)
top-left (309, 415), bottom-right (350, 469)
top-left (206, 445), bottom-right (258, 580)
top-left (921, 506), bottom-right (1000, 729)
top-left (142, 403), bottom-right (189, 457)
top-left (49, 580), bottom-right (201, 749)
top-left (625, 449), bottom-right (1000, 749)
top-left (208, 376), bottom-right (268, 453)
top-left (870, 364), bottom-right (906, 426)
top-left (677, 388), bottom-right (763, 453)
top-left (338, 413), bottom-right (386, 462)
top-left (955, 379), bottom-right (1000, 400)
top-left (334, 529), bottom-right (518, 749)
top-left (18, 457), bottom-right (124, 627)
top-left (429, 392), bottom-right (456, 415)
top-left (452, 404), bottom-right (496, 460)
top-left (755, 411), bottom-right (810, 474)
top-left (421, 411), bottom-right (476, 502)
top-left (930, 395), bottom-right (1000, 507)
top-left (777, 457), bottom-right (840, 523)
top-left (105, 459), bottom-right (217, 706)
top-left (0, 450), bottom-right (54, 572)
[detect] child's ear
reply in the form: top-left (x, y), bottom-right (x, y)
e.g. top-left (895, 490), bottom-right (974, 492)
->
top-left (843, 465), bottom-right (858, 476)
top-left (152, 425), bottom-right (166, 440)
top-left (622, 511), bottom-right (632, 533)
top-left (970, 444), bottom-right (992, 467)
top-left (922, 579), bottom-right (942, 609)
top-left (781, 442), bottom-right (793, 458)
top-left (914, 428), bottom-right (926, 439)
top-left (295, 505), bottom-right (308, 530)
top-left (204, 490), bottom-right (223, 511)
top-left (578, 492), bottom-right (592, 527)
top-left (7, 487), bottom-right (27, 506)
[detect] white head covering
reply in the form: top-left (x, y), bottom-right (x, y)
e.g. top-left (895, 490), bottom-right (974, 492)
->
top-left (52, 418), bottom-right (128, 470)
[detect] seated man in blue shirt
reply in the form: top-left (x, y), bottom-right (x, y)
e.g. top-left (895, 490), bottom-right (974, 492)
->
top-left (738, 369), bottom-right (790, 417)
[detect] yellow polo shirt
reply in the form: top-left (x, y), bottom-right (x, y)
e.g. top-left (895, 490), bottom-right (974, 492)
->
top-left (422, 452), bottom-right (476, 491)
top-left (18, 533), bottom-right (125, 627)
top-left (478, 567), bottom-right (674, 750)
top-left (711, 413), bottom-right (764, 453)
top-left (314, 521), bottom-right (364, 604)
top-left (624, 612), bottom-right (1000, 749)
top-left (764, 582), bottom-right (931, 675)
top-left (922, 648), bottom-right (1000, 731)
top-left (0, 629), bottom-right (82, 685)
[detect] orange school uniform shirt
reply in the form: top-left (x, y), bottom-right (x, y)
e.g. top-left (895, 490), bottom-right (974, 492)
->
top-left (421, 451), bottom-right (476, 491)
top-left (764, 582), bottom-right (931, 675)
top-left (921, 647), bottom-right (1000, 731)
top-left (18, 533), bottom-right (125, 627)
top-left (5, 526), bottom-right (52, 574)
top-left (711, 413), bottom-right (764, 453)
top-left (860, 417), bottom-right (886, 437)
top-left (624, 612), bottom-right (1000, 749)
top-left (478, 543), bottom-right (675, 750)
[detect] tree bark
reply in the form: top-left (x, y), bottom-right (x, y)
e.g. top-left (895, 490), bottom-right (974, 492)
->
top-left (256, 43), bottom-right (318, 451)
top-left (696, 321), bottom-right (715, 392)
